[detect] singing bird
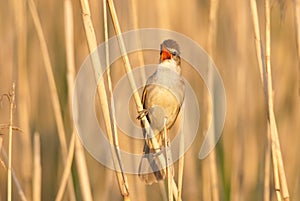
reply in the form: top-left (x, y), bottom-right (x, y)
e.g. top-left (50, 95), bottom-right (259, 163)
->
top-left (138, 39), bottom-right (185, 184)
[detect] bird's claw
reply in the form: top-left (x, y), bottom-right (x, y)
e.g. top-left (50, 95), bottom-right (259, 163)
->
top-left (137, 109), bottom-right (148, 120)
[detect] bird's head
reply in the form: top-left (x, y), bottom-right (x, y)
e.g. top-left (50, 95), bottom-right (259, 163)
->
top-left (159, 39), bottom-right (181, 66)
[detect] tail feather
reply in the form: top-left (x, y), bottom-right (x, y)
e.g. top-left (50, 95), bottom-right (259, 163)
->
top-left (138, 141), bottom-right (174, 185)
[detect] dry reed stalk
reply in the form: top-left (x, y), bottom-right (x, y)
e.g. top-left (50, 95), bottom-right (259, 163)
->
top-left (177, 149), bottom-right (184, 200)
top-left (1, 86), bottom-right (26, 201)
top-left (33, 132), bottom-right (41, 201)
top-left (249, 0), bottom-right (266, 84)
top-left (1, 148), bottom-right (27, 201)
top-left (27, 0), bottom-right (76, 199)
top-left (0, 90), bottom-right (27, 201)
top-left (265, 0), bottom-right (289, 200)
top-left (79, 0), bottom-right (130, 199)
top-left (230, 3), bottom-right (247, 199)
top-left (249, 0), bottom-right (280, 198)
top-left (106, 0), bottom-right (143, 109)
top-left (293, 0), bottom-right (300, 197)
top-left (206, 0), bottom-right (220, 200)
top-left (106, 1), bottom-right (181, 200)
top-left (129, 0), bottom-right (146, 83)
top-left (235, 49), bottom-right (246, 198)
top-left (201, 158), bottom-right (212, 201)
top-left (159, 182), bottom-right (168, 201)
top-left (273, 154), bottom-right (282, 201)
top-left (7, 83), bottom-right (15, 201)
top-left (264, 125), bottom-right (271, 201)
top-left (127, 2), bottom-right (148, 200)
top-left (263, 3), bottom-right (271, 201)
top-left (0, 138), bottom-right (3, 168)
top-left (102, 0), bottom-right (130, 198)
top-left (171, 179), bottom-right (180, 200)
top-left (64, 1), bottom-right (93, 200)
top-left (12, 0), bottom-right (33, 197)
top-left (55, 132), bottom-right (75, 201)
top-left (163, 119), bottom-right (172, 201)
top-left (264, 2), bottom-right (272, 201)
top-left (177, 107), bottom-right (185, 200)
top-left (294, 0), bottom-right (300, 95)
top-left (250, 0), bottom-right (290, 200)
top-left (74, 139), bottom-right (92, 198)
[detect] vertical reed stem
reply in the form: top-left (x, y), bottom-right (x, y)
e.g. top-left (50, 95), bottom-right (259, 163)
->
top-left (265, 0), bottom-right (290, 199)
top-left (206, 0), bottom-right (220, 200)
top-left (177, 106), bottom-right (185, 201)
top-left (28, 0), bottom-right (76, 199)
top-left (249, 0), bottom-right (290, 200)
top-left (64, 0), bottom-right (93, 200)
top-left (7, 83), bottom-right (15, 201)
top-left (79, 0), bottom-right (130, 199)
top-left (103, 0), bottom-right (130, 199)
top-left (163, 119), bottom-right (172, 201)
top-left (1, 148), bottom-right (27, 201)
top-left (55, 132), bottom-right (75, 201)
top-left (33, 132), bottom-right (41, 201)
top-left (294, 0), bottom-right (300, 95)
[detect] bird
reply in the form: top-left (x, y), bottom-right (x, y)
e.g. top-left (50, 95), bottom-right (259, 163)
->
top-left (138, 39), bottom-right (185, 184)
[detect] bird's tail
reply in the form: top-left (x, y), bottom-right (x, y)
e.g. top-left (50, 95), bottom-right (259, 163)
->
top-left (138, 135), bottom-right (174, 185)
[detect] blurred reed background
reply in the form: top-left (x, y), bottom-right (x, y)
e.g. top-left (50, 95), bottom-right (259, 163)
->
top-left (0, 0), bottom-right (299, 200)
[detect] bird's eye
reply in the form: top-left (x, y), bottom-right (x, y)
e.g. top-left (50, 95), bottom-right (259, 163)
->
top-left (171, 51), bottom-right (177, 56)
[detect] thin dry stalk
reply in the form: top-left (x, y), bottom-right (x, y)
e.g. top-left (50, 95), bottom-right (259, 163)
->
top-left (294, 0), bottom-right (300, 95)
top-left (264, 2), bottom-right (272, 200)
top-left (79, 0), bottom-right (130, 199)
top-left (1, 147), bottom-right (27, 201)
top-left (250, 0), bottom-right (290, 200)
top-left (33, 132), bottom-right (41, 201)
top-left (129, 0), bottom-right (146, 83)
top-left (293, 0), bottom-right (300, 196)
top-left (103, 0), bottom-right (109, 76)
top-left (0, 138), bottom-right (3, 168)
top-left (64, 1), bottom-right (93, 200)
top-left (55, 132), bottom-right (76, 201)
top-left (163, 119), bottom-right (172, 201)
top-left (12, 0), bottom-right (33, 196)
top-left (103, 0), bottom-right (130, 198)
top-left (265, 0), bottom-right (289, 200)
top-left (159, 182), bottom-right (168, 201)
top-left (177, 152), bottom-right (184, 200)
top-left (230, 1), bottom-right (248, 200)
top-left (272, 136), bottom-right (282, 201)
top-left (249, 0), bottom-right (266, 85)
top-left (249, 0), bottom-right (281, 195)
top-left (206, 0), bottom-right (220, 200)
top-left (64, 0), bottom-right (76, 94)
top-left (106, 1), bottom-right (181, 199)
top-left (106, 0), bottom-right (143, 110)
top-left (7, 83), bottom-right (15, 201)
top-left (74, 139), bottom-right (92, 199)
top-left (177, 107), bottom-right (185, 200)
top-left (200, 156), bottom-right (211, 200)
top-left (127, 2), bottom-right (148, 200)
top-left (172, 179), bottom-right (179, 200)
top-left (264, 125), bottom-right (271, 201)
top-left (27, 0), bottom-right (76, 199)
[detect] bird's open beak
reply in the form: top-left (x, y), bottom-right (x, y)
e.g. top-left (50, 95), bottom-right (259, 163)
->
top-left (160, 46), bottom-right (172, 62)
